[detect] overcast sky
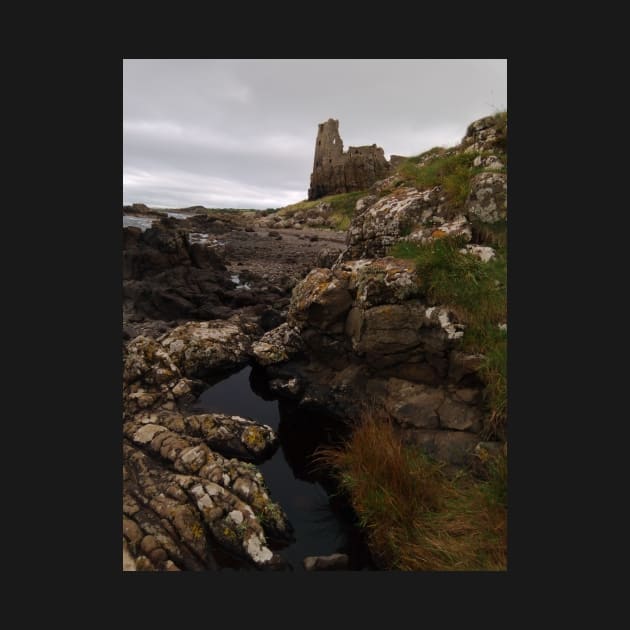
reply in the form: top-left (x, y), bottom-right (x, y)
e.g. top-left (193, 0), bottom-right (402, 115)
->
top-left (123, 59), bottom-right (507, 209)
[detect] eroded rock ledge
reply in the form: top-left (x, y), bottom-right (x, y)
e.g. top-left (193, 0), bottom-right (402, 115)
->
top-left (252, 258), bottom-right (492, 467)
top-left (123, 315), bottom-right (293, 571)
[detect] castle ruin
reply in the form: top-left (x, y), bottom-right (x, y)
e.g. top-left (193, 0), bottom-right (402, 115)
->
top-left (307, 119), bottom-right (392, 200)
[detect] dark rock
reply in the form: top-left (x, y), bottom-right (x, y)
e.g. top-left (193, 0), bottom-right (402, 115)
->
top-left (256, 258), bottom-right (486, 467)
top-left (123, 222), bottom-right (233, 321)
top-left (303, 553), bottom-right (349, 571)
top-left (260, 308), bottom-right (284, 331)
top-left (384, 378), bottom-right (443, 429)
top-left (437, 398), bottom-right (482, 432)
top-left (402, 429), bottom-right (479, 467)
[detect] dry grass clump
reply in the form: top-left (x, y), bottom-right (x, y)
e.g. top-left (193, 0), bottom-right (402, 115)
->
top-left (316, 411), bottom-right (507, 571)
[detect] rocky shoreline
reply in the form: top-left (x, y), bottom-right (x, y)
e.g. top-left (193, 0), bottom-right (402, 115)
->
top-left (122, 113), bottom-right (507, 571)
top-left (123, 209), bottom-right (353, 570)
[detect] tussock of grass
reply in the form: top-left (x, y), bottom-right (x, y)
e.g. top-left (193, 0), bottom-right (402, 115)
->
top-left (316, 412), bottom-right (507, 571)
top-left (390, 237), bottom-right (507, 435)
top-left (397, 152), bottom-right (482, 207)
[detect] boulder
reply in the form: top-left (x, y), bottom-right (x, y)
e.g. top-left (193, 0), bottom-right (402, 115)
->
top-left (465, 172), bottom-right (507, 223)
top-left (288, 268), bottom-right (353, 331)
top-left (341, 187), bottom-right (441, 260)
top-left (303, 553), bottom-right (349, 571)
top-left (158, 316), bottom-right (258, 378)
top-left (461, 115), bottom-right (507, 154)
top-left (459, 244), bottom-right (496, 262)
top-left (251, 323), bottom-right (304, 366)
top-left (132, 409), bottom-right (279, 462)
top-left (384, 378), bottom-right (443, 429)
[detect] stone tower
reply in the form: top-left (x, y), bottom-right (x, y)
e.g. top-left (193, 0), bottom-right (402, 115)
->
top-left (308, 119), bottom-right (391, 200)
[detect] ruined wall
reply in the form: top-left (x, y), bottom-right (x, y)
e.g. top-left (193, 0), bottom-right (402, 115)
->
top-left (308, 119), bottom-right (391, 200)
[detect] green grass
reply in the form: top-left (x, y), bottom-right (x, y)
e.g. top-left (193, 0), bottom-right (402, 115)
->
top-left (408, 146), bottom-right (447, 162)
top-left (397, 152), bottom-right (483, 208)
top-left (390, 237), bottom-right (507, 436)
top-left (316, 411), bottom-right (507, 571)
top-left (395, 111), bottom-right (507, 206)
top-left (276, 190), bottom-right (368, 231)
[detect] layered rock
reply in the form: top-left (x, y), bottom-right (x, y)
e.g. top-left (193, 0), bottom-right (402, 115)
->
top-left (122, 316), bottom-right (293, 570)
top-left (123, 335), bottom-right (202, 418)
top-left (253, 258), bottom-right (491, 466)
top-left (123, 439), bottom-right (291, 571)
top-left (131, 410), bottom-right (279, 462)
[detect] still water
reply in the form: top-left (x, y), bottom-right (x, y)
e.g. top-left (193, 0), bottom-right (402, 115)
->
top-left (189, 365), bottom-right (372, 571)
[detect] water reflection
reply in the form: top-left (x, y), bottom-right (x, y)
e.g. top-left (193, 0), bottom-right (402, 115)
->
top-left (189, 365), bottom-right (373, 570)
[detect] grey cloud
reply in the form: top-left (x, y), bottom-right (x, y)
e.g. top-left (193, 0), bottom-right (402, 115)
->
top-left (123, 59), bottom-right (507, 209)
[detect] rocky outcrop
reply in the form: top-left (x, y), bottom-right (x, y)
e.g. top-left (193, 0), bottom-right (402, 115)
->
top-left (340, 187), bottom-right (473, 261)
top-left (465, 172), bottom-right (507, 223)
top-left (123, 220), bottom-right (235, 321)
top-left (123, 334), bottom-right (203, 418)
top-left (123, 438), bottom-right (291, 570)
top-left (251, 323), bottom-right (304, 367)
top-left (158, 316), bottom-right (259, 379)
top-left (122, 316), bottom-right (294, 570)
top-left (253, 258), bottom-right (491, 466)
top-left (130, 410), bottom-right (279, 462)
top-left (336, 113), bottom-right (507, 263)
top-left (256, 201), bottom-right (336, 230)
top-left (461, 114), bottom-right (507, 154)
top-left (308, 119), bottom-right (391, 200)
